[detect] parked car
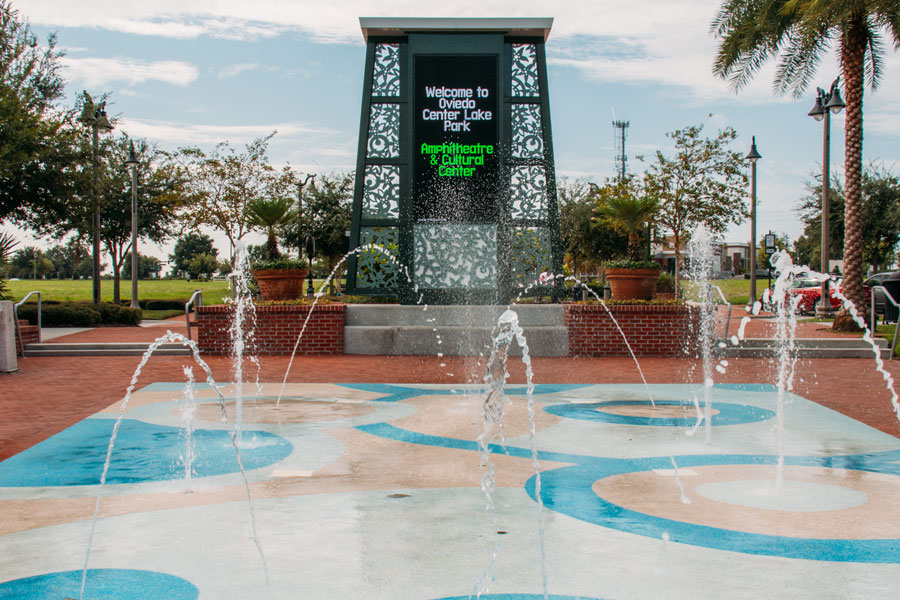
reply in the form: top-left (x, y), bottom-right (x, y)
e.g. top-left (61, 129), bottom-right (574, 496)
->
top-left (744, 268), bottom-right (772, 279)
top-left (865, 271), bottom-right (898, 316)
top-left (759, 278), bottom-right (842, 315)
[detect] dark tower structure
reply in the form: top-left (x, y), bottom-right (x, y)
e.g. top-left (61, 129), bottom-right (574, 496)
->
top-left (346, 18), bottom-right (562, 304)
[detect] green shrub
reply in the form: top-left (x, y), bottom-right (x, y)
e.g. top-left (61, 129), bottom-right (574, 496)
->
top-left (16, 302), bottom-right (142, 327)
top-left (656, 272), bottom-right (676, 293)
top-left (144, 298), bottom-right (188, 311)
top-left (606, 259), bottom-right (661, 270)
top-left (251, 258), bottom-right (308, 271)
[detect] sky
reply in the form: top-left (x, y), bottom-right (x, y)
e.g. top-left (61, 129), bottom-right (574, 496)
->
top-left (5, 0), bottom-right (900, 269)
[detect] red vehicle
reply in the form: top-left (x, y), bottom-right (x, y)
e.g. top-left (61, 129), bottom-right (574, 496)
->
top-left (760, 278), bottom-right (842, 314)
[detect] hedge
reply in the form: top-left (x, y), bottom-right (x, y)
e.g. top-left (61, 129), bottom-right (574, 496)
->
top-left (16, 302), bottom-right (142, 327)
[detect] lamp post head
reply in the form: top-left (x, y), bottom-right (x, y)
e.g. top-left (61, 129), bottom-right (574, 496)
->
top-left (124, 141), bottom-right (139, 170)
top-left (825, 87), bottom-right (845, 114)
top-left (745, 136), bottom-right (762, 163)
top-left (808, 94), bottom-right (825, 121)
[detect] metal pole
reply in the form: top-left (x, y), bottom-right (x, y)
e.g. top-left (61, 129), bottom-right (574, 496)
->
top-left (816, 107), bottom-right (834, 317)
top-left (130, 162), bottom-right (139, 309)
top-left (749, 159), bottom-right (757, 307)
top-left (91, 124), bottom-right (101, 305)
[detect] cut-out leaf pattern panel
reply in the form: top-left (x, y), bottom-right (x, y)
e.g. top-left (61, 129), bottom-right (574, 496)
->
top-left (414, 224), bottom-right (497, 289)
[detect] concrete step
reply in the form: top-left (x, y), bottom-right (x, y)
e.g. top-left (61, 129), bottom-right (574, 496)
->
top-left (23, 342), bottom-right (192, 357)
top-left (344, 304), bottom-right (568, 356)
top-left (719, 337), bottom-right (893, 359)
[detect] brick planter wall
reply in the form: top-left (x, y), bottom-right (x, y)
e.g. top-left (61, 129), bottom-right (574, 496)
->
top-left (15, 319), bottom-right (39, 355)
top-left (565, 303), bottom-right (700, 357)
top-left (196, 304), bottom-right (345, 355)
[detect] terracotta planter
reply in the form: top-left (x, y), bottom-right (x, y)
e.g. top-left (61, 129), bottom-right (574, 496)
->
top-left (252, 269), bottom-right (308, 300)
top-left (605, 268), bottom-right (660, 300)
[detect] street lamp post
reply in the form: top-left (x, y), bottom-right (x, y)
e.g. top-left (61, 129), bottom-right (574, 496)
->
top-left (124, 141), bottom-right (140, 309)
top-left (80, 91), bottom-right (114, 305)
top-left (746, 137), bottom-right (762, 308)
top-left (305, 235), bottom-right (316, 302)
top-left (808, 78), bottom-right (845, 318)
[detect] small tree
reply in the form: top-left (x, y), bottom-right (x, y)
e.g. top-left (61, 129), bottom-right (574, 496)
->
top-left (557, 177), bottom-right (628, 278)
top-left (187, 252), bottom-right (218, 280)
top-left (643, 124), bottom-right (748, 295)
top-left (170, 233), bottom-right (217, 278)
top-left (247, 196), bottom-right (295, 261)
top-left (592, 176), bottom-right (658, 262)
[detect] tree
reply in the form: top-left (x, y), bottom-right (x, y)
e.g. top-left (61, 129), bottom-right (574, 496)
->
top-left (0, 231), bottom-right (16, 299)
top-left (176, 134), bottom-right (295, 262)
top-left (284, 172), bottom-right (353, 295)
top-left (10, 246), bottom-right (54, 279)
top-left (642, 124), bottom-right (748, 295)
top-left (0, 1), bottom-right (79, 223)
top-left (756, 232), bottom-right (791, 271)
top-left (557, 177), bottom-right (627, 278)
top-left (46, 238), bottom-right (90, 279)
top-left (120, 253), bottom-right (162, 279)
top-left (187, 252), bottom-right (218, 280)
top-left (592, 175), bottom-right (659, 262)
top-left (170, 233), bottom-right (217, 278)
top-left (247, 196), bottom-right (295, 261)
top-left (711, 0), bottom-right (900, 327)
top-left (796, 165), bottom-right (900, 273)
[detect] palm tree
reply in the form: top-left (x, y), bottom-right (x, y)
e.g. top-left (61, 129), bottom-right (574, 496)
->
top-left (247, 197), bottom-right (295, 261)
top-left (593, 190), bottom-right (659, 262)
top-left (711, 0), bottom-right (900, 329)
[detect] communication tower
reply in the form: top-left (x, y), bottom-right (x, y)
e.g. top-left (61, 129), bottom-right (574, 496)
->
top-left (613, 120), bottom-right (629, 180)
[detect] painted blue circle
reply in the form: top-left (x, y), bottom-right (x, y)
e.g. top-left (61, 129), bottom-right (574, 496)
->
top-left (543, 400), bottom-right (774, 427)
top-left (0, 568), bottom-right (198, 599)
top-left (0, 419), bottom-right (293, 487)
top-left (529, 452), bottom-right (900, 563)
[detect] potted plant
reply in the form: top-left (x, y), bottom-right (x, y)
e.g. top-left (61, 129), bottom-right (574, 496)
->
top-left (593, 189), bottom-right (661, 300)
top-left (248, 197), bottom-right (307, 300)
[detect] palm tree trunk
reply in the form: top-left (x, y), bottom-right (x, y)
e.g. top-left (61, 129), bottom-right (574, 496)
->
top-left (835, 16), bottom-right (866, 331)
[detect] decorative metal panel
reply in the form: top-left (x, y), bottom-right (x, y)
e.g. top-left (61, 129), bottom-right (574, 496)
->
top-left (362, 165), bottom-right (400, 219)
top-left (510, 227), bottom-right (553, 287)
top-left (371, 44), bottom-right (401, 97)
top-left (511, 44), bottom-right (539, 97)
top-left (414, 224), bottom-right (497, 289)
top-left (510, 165), bottom-right (548, 219)
top-left (366, 103), bottom-right (400, 158)
top-left (357, 227), bottom-right (400, 288)
top-left (511, 104), bottom-right (543, 159)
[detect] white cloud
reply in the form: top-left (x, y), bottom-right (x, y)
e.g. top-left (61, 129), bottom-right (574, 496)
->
top-left (60, 57), bottom-right (199, 87)
top-left (218, 63), bottom-right (279, 79)
top-left (118, 117), bottom-right (337, 148)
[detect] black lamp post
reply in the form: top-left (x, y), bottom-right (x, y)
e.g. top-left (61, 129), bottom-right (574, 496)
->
top-left (745, 137), bottom-right (762, 307)
top-left (808, 77), bottom-right (845, 317)
top-left (80, 91), bottom-right (114, 305)
top-left (305, 234), bottom-right (316, 301)
top-left (124, 141), bottom-right (140, 308)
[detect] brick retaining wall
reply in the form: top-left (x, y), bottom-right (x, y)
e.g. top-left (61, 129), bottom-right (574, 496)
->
top-left (15, 319), bottom-right (39, 355)
top-left (196, 304), bottom-right (345, 355)
top-left (565, 303), bottom-right (700, 357)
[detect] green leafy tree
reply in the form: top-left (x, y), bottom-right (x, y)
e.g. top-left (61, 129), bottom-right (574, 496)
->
top-left (187, 252), bottom-right (218, 280)
top-left (797, 165), bottom-right (900, 272)
top-left (0, 1), bottom-right (81, 223)
top-left (10, 246), bottom-right (54, 279)
top-left (711, 0), bottom-right (900, 325)
top-left (557, 177), bottom-right (628, 278)
top-left (642, 124), bottom-right (748, 295)
top-left (170, 233), bottom-right (217, 278)
top-left (284, 172), bottom-right (353, 294)
top-left (176, 134), bottom-right (295, 262)
top-left (45, 238), bottom-right (90, 279)
top-left (119, 253), bottom-right (162, 279)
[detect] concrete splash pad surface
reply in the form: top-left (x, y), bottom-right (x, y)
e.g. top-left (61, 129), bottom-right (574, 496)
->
top-left (1, 382), bottom-right (900, 599)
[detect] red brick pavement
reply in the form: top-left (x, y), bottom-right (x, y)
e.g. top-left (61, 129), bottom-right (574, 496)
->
top-left (2, 351), bottom-right (898, 461)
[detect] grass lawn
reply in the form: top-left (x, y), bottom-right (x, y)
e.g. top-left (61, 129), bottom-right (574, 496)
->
top-left (7, 279), bottom-right (233, 304)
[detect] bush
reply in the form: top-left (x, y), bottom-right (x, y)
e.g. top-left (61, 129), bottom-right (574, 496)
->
top-left (16, 302), bottom-right (142, 327)
top-left (142, 298), bottom-right (188, 311)
top-left (656, 272), bottom-right (676, 293)
top-left (606, 259), bottom-right (661, 270)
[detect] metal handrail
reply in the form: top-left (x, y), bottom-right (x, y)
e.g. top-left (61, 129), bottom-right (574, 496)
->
top-left (13, 291), bottom-right (41, 355)
top-left (871, 285), bottom-right (899, 360)
top-left (185, 289), bottom-right (202, 341)
top-left (708, 284), bottom-right (733, 340)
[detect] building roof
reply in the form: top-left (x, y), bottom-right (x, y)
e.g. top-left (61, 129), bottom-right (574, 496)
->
top-left (359, 18), bottom-right (554, 42)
